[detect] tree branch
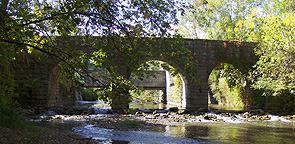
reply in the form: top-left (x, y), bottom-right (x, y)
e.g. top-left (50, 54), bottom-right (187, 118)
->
top-left (0, 38), bottom-right (106, 87)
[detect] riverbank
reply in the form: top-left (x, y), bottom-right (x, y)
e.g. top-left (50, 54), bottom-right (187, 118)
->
top-left (5, 102), bottom-right (295, 143)
top-left (0, 123), bottom-right (99, 144)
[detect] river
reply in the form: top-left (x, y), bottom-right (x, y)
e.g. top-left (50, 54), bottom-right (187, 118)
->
top-left (36, 101), bottom-right (295, 143)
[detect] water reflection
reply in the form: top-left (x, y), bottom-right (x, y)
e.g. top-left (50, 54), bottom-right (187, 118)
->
top-left (74, 122), bottom-right (295, 143)
top-left (181, 122), bottom-right (295, 143)
top-left (165, 125), bottom-right (210, 141)
top-left (73, 125), bottom-right (206, 143)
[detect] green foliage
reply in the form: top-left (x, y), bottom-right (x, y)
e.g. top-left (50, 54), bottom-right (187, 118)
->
top-left (130, 90), bottom-right (159, 104)
top-left (209, 71), bottom-right (244, 108)
top-left (178, 0), bottom-right (264, 40)
top-left (173, 74), bottom-right (183, 103)
top-left (0, 0), bottom-right (198, 112)
top-left (179, 0), bottom-right (295, 108)
top-left (0, 43), bottom-right (17, 106)
top-left (80, 88), bottom-right (100, 101)
top-left (180, 0), bottom-right (256, 108)
top-left (251, 13), bottom-right (295, 96)
top-left (98, 73), bottom-right (135, 109)
top-left (0, 104), bottom-right (26, 128)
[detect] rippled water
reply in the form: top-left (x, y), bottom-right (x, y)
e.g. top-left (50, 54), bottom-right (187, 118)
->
top-left (68, 102), bottom-right (295, 143)
top-left (72, 120), bottom-right (295, 143)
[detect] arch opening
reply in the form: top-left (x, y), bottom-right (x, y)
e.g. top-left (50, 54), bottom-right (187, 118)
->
top-left (77, 59), bottom-right (110, 102)
top-left (208, 63), bottom-right (247, 110)
top-left (130, 60), bottom-right (187, 110)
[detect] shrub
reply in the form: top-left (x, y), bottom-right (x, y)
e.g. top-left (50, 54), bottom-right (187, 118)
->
top-left (0, 103), bottom-right (26, 128)
top-left (81, 88), bottom-right (99, 101)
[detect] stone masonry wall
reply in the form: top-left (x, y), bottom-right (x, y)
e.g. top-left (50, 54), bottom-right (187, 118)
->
top-left (15, 37), bottom-right (257, 110)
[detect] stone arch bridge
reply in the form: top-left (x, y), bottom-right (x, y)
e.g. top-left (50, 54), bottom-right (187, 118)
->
top-left (15, 37), bottom-right (257, 111)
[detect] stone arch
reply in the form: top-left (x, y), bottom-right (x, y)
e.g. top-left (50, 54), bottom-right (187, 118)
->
top-left (47, 62), bottom-right (76, 107)
top-left (48, 65), bottom-right (60, 107)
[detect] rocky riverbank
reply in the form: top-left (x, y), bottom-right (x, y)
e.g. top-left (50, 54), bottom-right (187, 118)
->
top-left (11, 102), bottom-right (295, 143)
top-left (11, 102), bottom-right (295, 144)
top-left (27, 104), bottom-right (295, 128)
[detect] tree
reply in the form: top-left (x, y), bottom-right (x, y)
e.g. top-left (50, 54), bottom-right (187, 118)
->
top-left (1, 0), bottom-right (198, 111)
top-left (251, 13), bottom-right (295, 96)
top-left (178, 0), bottom-right (263, 40)
top-left (232, 0), bottom-right (295, 97)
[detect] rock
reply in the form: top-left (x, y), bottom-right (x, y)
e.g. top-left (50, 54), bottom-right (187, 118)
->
top-left (154, 114), bottom-right (160, 117)
top-left (49, 106), bottom-right (65, 114)
top-left (22, 109), bottom-right (35, 116)
top-left (106, 109), bottom-right (114, 114)
top-left (259, 115), bottom-right (271, 120)
top-left (142, 112), bottom-right (147, 117)
top-left (285, 115), bottom-right (295, 120)
top-left (173, 118), bottom-right (181, 122)
top-left (214, 119), bottom-right (225, 122)
top-left (162, 113), bottom-right (169, 118)
top-left (141, 109), bottom-right (153, 113)
top-left (36, 107), bottom-right (47, 114)
top-left (178, 109), bottom-right (191, 115)
top-left (135, 111), bottom-right (143, 116)
top-left (204, 115), bottom-right (217, 120)
top-left (183, 114), bottom-right (191, 119)
top-left (43, 111), bottom-right (56, 116)
top-left (54, 116), bottom-right (62, 119)
top-left (153, 110), bottom-right (159, 115)
top-left (169, 107), bottom-right (178, 112)
top-left (197, 107), bottom-right (208, 112)
top-left (242, 112), bottom-right (252, 118)
top-left (250, 109), bottom-right (265, 115)
top-left (221, 113), bottom-right (231, 117)
top-left (170, 112), bottom-right (177, 115)
top-left (41, 116), bottom-right (53, 121)
top-left (145, 115), bottom-right (155, 119)
top-left (230, 115), bottom-right (237, 120)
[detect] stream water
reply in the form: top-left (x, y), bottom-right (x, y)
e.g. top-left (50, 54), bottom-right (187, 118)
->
top-left (36, 101), bottom-right (295, 143)
top-left (73, 121), bottom-right (295, 143)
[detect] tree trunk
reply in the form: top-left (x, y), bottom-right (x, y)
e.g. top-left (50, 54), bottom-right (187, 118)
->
top-left (111, 88), bottom-right (130, 113)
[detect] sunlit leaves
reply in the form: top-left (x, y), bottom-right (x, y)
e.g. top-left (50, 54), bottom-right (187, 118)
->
top-left (251, 13), bottom-right (295, 96)
top-left (178, 0), bottom-right (264, 40)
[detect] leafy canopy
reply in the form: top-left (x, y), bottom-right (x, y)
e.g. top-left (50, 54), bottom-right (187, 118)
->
top-left (1, 0), bottom-right (199, 110)
top-left (252, 13), bottom-right (295, 96)
top-left (179, 0), bottom-right (295, 99)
